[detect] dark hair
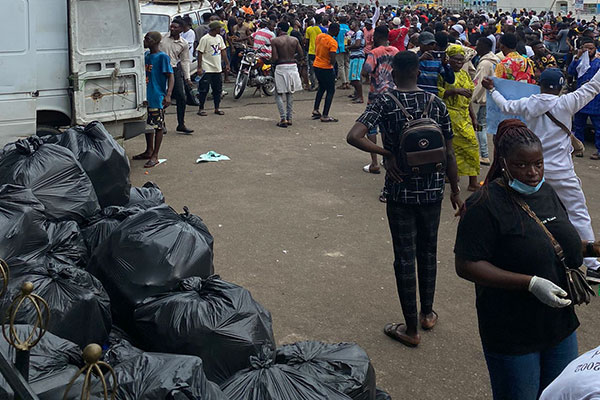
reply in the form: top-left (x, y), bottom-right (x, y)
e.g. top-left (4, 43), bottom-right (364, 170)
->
top-left (579, 36), bottom-right (595, 47)
top-left (499, 33), bottom-right (518, 49)
top-left (484, 119), bottom-right (541, 185)
top-left (374, 25), bottom-right (389, 41)
top-left (392, 51), bottom-right (419, 76)
top-left (529, 39), bottom-right (543, 47)
top-left (278, 21), bottom-right (289, 32)
top-left (477, 37), bottom-right (493, 51)
top-left (329, 22), bottom-right (340, 32)
top-left (202, 12), bottom-right (212, 22)
top-left (434, 21), bottom-right (445, 32)
top-left (172, 17), bottom-right (185, 28)
top-left (182, 15), bottom-right (193, 26)
top-left (435, 31), bottom-right (449, 49)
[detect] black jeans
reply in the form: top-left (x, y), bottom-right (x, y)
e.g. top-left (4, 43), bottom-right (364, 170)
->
top-left (197, 72), bottom-right (223, 110)
top-left (172, 66), bottom-right (187, 127)
top-left (386, 200), bottom-right (442, 326)
top-left (313, 67), bottom-right (335, 116)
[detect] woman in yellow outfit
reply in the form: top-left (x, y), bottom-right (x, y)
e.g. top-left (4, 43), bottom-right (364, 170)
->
top-left (438, 45), bottom-right (480, 191)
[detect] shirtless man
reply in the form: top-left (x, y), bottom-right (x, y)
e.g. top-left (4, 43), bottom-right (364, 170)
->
top-left (271, 21), bottom-right (304, 127)
top-left (231, 17), bottom-right (252, 72)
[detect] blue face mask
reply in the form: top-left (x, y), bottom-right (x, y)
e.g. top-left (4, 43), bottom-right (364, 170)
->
top-left (508, 176), bottom-right (545, 195)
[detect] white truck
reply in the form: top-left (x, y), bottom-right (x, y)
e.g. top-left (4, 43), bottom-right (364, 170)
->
top-left (0, 0), bottom-right (148, 146)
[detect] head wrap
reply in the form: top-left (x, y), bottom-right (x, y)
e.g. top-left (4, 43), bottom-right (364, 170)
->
top-left (446, 44), bottom-right (465, 57)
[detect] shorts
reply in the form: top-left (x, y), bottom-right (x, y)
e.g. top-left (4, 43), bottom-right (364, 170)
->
top-left (147, 108), bottom-right (165, 131)
top-left (349, 57), bottom-right (365, 81)
top-left (368, 126), bottom-right (378, 136)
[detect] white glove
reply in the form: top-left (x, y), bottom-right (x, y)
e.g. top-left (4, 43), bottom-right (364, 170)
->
top-left (528, 276), bottom-right (572, 308)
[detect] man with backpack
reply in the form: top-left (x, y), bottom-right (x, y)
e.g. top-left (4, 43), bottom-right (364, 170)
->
top-left (347, 51), bottom-right (463, 347)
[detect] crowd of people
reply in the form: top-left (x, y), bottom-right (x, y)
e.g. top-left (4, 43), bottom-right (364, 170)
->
top-left (138, 1), bottom-right (600, 398)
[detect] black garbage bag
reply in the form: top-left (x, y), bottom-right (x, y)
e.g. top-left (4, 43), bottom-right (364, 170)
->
top-left (45, 122), bottom-right (131, 207)
top-left (44, 220), bottom-right (89, 268)
top-left (127, 181), bottom-right (165, 209)
top-left (0, 263), bottom-right (111, 348)
top-left (0, 136), bottom-right (100, 222)
top-left (90, 352), bottom-right (229, 400)
top-left (376, 388), bottom-right (392, 400)
top-left (0, 324), bottom-right (84, 400)
top-left (104, 327), bottom-right (144, 366)
top-left (134, 275), bottom-right (275, 384)
top-left (275, 341), bottom-right (376, 400)
top-left (80, 206), bottom-right (141, 254)
top-left (220, 347), bottom-right (353, 400)
top-left (0, 184), bottom-right (48, 268)
top-left (87, 205), bottom-right (214, 327)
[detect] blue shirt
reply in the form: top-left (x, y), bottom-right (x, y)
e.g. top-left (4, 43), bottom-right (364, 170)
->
top-left (145, 51), bottom-right (173, 109)
top-left (568, 57), bottom-right (600, 115)
top-left (417, 55), bottom-right (455, 95)
top-left (336, 23), bottom-right (350, 53)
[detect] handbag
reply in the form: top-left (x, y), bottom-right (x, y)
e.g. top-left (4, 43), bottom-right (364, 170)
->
top-left (545, 111), bottom-right (585, 154)
top-left (511, 192), bottom-right (595, 305)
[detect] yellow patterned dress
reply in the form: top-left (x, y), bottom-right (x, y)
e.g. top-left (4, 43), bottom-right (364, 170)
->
top-left (438, 70), bottom-right (480, 177)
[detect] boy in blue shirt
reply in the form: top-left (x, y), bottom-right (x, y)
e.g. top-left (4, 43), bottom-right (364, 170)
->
top-left (133, 31), bottom-right (174, 168)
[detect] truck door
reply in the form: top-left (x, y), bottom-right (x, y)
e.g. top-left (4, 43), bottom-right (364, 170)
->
top-left (68, 0), bottom-right (146, 126)
top-left (0, 0), bottom-right (37, 143)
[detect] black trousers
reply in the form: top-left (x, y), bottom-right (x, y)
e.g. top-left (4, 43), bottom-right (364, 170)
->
top-left (386, 200), bottom-right (442, 326)
top-left (313, 67), bottom-right (335, 116)
top-left (197, 72), bottom-right (223, 110)
top-left (172, 66), bottom-right (187, 127)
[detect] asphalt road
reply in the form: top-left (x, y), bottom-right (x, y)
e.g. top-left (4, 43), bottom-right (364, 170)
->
top-left (125, 83), bottom-right (600, 399)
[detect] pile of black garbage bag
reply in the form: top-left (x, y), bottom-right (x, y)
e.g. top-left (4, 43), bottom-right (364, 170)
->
top-left (0, 122), bottom-right (391, 399)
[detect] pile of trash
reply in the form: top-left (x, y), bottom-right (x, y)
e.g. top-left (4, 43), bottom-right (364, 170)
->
top-left (0, 122), bottom-right (391, 399)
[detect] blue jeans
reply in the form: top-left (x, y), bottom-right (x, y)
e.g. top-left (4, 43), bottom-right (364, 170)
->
top-left (484, 332), bottom-right (578, 400)
top-left (573, 112), bottom-right (600, 153)
top-left (476, 105), bottom-right (489, 158)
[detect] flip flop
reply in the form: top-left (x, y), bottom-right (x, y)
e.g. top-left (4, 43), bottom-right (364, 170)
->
top-left (320, 117), bottom-right (338, 123)
top-left (363, 164), bottom-right (381, 174)
top-left (197, 110), bottom-right (207, 116)
top-left (287, 120), bottom-right (292, 126)
top-left (383, 323), bottom-right (420, 347)
top-left (215, 110), bottom-right (225, 115)
top-left (133, 153), bottom-right (151, 160)
top-left (144, 159), bottom-right (159, 168)
top-left (311, 112), bottom-right (322, 120)
top-left (419, 311), bottom-right (438, 330)
top-left (276, 121), bottom-right (288, 128)
top-left (591, 153), bottom-right (600, 160)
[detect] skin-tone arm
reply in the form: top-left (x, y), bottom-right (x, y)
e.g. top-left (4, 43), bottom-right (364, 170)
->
top-left (455, 256), bottom-right (532, 290)
top-left (329, 51), bottom-right (336, 67)
top-left (445, 139), bottom-right (461, 202)
top-left (582, 241), bottom-right (600, 257)
top-left (163, 72), bottom-right (175, 108)
top-left (221, 48), bottom-right (230, 72)
top-left (197, 52), bottom-right (204, 75)
top-left (272, 42), bottom-right (279, 63)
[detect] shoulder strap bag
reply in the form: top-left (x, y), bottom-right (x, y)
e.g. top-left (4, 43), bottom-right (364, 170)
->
top-left (511, 192), bottom-right (595, 305)
top-left (545, 111), bottom-right (585, 153)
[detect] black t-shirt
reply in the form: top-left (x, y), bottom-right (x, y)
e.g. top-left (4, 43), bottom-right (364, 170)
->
top-left (454, 179), bottom-right (581, 355)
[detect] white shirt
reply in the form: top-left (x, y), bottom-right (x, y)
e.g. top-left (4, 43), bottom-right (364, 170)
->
top-left (181, 29), bottom-right (196, 60)
top-left (540, 345), bottom-right (600, 400)
top-left (490, 67), bottom-right (600, 178)
top-left (197, 34), bottom-right (226, 73)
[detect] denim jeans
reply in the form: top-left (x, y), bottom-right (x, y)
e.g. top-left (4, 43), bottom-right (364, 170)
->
top-left (476, 105), bottom-right (489, 158)
top-left (484, 332), bottom-right (578, 400)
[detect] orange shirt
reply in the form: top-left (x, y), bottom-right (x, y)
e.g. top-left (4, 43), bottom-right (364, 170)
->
top-left (313, 33), bottom-right (338, 69)
top-left (241, 6), bottom-right (254, 15)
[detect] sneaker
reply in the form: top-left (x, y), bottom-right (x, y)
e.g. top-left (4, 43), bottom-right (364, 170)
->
top-left (480, 157), bottom-right (491, 166)
top-left (586, 268), bottom-right (600, 284)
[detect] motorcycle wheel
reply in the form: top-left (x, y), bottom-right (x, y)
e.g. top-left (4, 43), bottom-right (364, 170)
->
top-left (262, 80), bottom-right (276, 96)
top-left (234, 72), bottom-right (249, 99)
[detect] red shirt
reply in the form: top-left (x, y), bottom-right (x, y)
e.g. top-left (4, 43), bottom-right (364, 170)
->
top-left (389, 27), bottom-right (408, 51)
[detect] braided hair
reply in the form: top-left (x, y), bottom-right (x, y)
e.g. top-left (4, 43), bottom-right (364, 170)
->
top-left (484, 119), bottom-right (542, 185)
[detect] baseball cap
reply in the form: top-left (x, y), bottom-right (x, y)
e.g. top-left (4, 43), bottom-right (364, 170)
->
top-left (392, 17), bottom-right (401, 26)
top-left (539, 68), bottom-right (564, 89)
top-left (208, 21), bottom-right (222, 30)
top-left (418, 31), bottom-right (436, 45)
top-left (452, 24), bottom-right (464, 34)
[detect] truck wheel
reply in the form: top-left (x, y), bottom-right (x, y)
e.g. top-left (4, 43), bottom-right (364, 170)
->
top-left (36, 125), bottom-right (61, 137)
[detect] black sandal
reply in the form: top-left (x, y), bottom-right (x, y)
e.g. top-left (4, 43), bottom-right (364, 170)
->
top-left (311, 111), bottom-right (322, 120)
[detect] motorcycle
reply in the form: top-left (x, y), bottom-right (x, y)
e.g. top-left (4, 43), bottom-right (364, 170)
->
top-left (233, 45), bottom-right (276, 99)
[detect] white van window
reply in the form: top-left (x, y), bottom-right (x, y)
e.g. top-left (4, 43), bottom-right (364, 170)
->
top-left (141, 14), bottom-right (170, 34)
top-left (76, 0), bottom-right (138, 51)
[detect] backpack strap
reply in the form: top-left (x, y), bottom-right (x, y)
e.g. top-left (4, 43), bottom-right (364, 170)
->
top-left (387, 92), bottom-right (414, 121)
top-left (422, 93), bottom-right (436, 118)
top-left (545, 111), bottom-right (571, 136)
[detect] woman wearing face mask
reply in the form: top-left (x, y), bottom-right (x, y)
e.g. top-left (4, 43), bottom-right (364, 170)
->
top-left (454, 119), bottom-right (600, 400)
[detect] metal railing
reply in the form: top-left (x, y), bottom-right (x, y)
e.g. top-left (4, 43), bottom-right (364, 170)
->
top-left (0, 259), bottom-right (116, 400)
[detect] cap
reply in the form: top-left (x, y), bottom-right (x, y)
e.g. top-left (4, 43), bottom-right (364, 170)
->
top-left (392, 17), bottom-right (401, 26)
top-left (418, 31), bottom-right (436, 45)
top-left (208, 21), bottom-right (222, 30)
top-left (365, 19), bottom-right (373, 25)
top-left (452, 24), bottom-right (464, 34)
top-left (539, 68), bottom-right (565, 89)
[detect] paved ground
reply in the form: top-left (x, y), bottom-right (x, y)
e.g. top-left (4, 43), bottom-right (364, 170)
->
top-left (124, 84), bottom-right (600, 399)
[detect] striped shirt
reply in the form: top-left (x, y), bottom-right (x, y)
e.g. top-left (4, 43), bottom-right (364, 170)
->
top-left (417, 55), bottom-right (455, 95)
top-left (357, 89), bottom-right (453, 204)
top-left (252, 28), bottom-right (276, 59)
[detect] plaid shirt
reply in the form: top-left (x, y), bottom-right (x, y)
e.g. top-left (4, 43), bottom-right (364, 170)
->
top-left (357, 89), bottom-right (453, 204)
